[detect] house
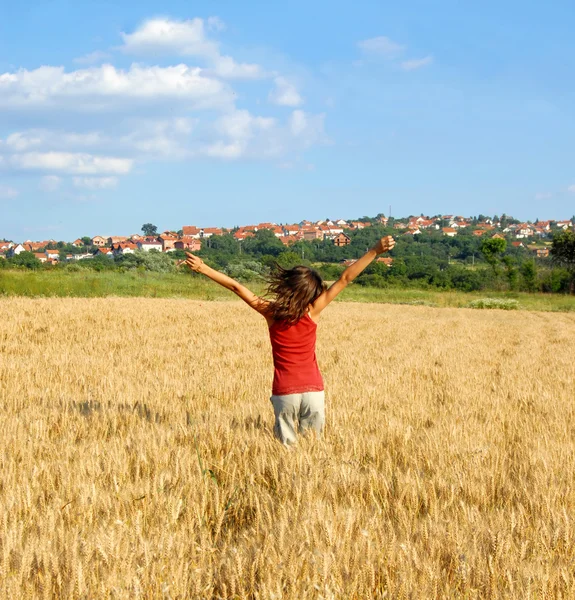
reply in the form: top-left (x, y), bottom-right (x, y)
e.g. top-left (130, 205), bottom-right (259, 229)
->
top-left (404, 228), bottom-right (421, 236)
top-left (72, 239), bottom-right (84, 247)
top-left (442, 227), bottom-right (457, 237)
top-left (34, 253), bottom-right (48, 263)
top-left (492, 233), bottom-right (506, 240)
top-left (529, 246), bottom-right (549, 258)
top-left (112, 242), bottom-right (137, 256)
top-left (130, 234), bottom-right (143, 242)
top-left (514, 224), bottom-right (534, 239)
top-left (472, 229), bottom-right (486, 237)
top-left (8, 244), bottom-right (26, 256)
top-left (182, 226), bottom-right (201, 238)
top-left (233, 230), bottom-right (254, 241)
top-left (282, 225), bottom-right (301, 236)
top-left (335, 219), bottom-right (348, 226)
top-left (137, 239), bottom-right (163, 252)
top-left (376, 257), bottom-right (393, 267)
top-left (108, 236), bottom-right (129, 245)
top-left (279, 235), bottom-right (298, 246)
top-left (92, 236), bottom-right (107, 247)
top-left (201, 227), bottom-right (223, 238)
top-left (94, 248), bottom-right (113, 258)
top-left (378, 216), bottom-right (389, 225)
top-left (174, 238), bottom-right (202, 252)
top-left (45, 249), bottom-right (60, 260)
top-left (303, 228), bottom-right (323, 241)
top-left (511, 241), bottom-right (525, 248)
top-left (23, 242), bottom-right (47, 252)
top-left (556, 221), bottom-right (573, 230)
top-left (159, 235), bottom-right (178, 252)
top-left (341, 259), bottom-right (357, 266)
top-left (333, 232), bottom-right (351, 247)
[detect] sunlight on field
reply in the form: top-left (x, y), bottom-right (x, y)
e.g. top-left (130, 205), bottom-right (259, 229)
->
top-left (1, 298), bottom-right (575, 598)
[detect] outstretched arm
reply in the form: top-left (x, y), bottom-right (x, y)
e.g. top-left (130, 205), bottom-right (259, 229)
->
top-left (310, 236), bottom-right (395, 318)
top-left (185, 252), bottom-right (270, 317)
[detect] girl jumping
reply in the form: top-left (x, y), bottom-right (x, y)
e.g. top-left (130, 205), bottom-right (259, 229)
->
top-left (186, 235), bottom-right (395, 445)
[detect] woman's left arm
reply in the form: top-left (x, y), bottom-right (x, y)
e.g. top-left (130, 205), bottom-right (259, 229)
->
top-left (185, 252), bottom-right (269, 316)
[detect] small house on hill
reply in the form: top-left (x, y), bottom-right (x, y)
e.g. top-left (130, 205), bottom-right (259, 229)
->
top-left (333, 232), bottom-right (351, 247)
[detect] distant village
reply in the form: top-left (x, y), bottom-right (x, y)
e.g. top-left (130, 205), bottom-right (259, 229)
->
top-left (1, 214), bottom-right (574, 265)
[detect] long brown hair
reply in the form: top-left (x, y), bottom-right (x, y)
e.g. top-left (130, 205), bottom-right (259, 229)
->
top-left (265, 264), bottom-right (325, 325)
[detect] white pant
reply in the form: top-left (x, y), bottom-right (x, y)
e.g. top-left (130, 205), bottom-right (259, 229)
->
top-left (270, 391), bottom-right (325, 445)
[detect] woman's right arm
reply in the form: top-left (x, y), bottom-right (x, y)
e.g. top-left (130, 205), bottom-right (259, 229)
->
top-left (185, 253), bottom-right (270, 317)
top-left (310, 236), bottom-right (395, 318)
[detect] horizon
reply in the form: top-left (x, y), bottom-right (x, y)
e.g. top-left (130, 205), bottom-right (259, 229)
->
top-left (2, 0), bottom-right (575, 240)
top-left (3, 212), bottom-right (574, 244)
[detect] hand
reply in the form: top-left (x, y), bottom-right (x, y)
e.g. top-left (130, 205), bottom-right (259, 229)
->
top-left (372, 236), bottom-right (395, 254)
top-left (185, 252), bottom-right (205, 273)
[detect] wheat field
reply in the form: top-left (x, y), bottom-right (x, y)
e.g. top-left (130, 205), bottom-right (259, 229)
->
top-left (1, 298), bottom-right (574, 599)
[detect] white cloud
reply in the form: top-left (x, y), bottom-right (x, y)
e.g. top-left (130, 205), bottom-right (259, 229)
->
top-left (400, 55), bottom-right (434, 71)
top-left (212, 56), bottom-right (264, 79)
top-left (39, 175), bottom-right (62, 192)
top-left (6, 130), bottom-right (103, 152)
top-left (568, 185), bottom-right (575, 193)
top-left (74, 50), bottom-right (112, 65)
top-left (358, 36), bottom-right (405, 58)
top-left (121, 17), bottom-right (218, 57)
top-left (6, 152), bottom-right (133, 174)
top-left (269, 77), bottom-right (303, 107)
top-left (0, 64), bottom-right (232, 111)
top-left (207, 16), bottom-right (226, 32)
top-left (202, 141), bottom-right (244, 159)
top-left (289, 110), bottom-right (327, 147)
top-left (73, 176), bottom-right (118, 189)
top-left (120, 17), bottom-right (263, 80)
top-left (0, 184), bottom-right (19, 199)
top-left (215, 110), bottom-right (275, 140)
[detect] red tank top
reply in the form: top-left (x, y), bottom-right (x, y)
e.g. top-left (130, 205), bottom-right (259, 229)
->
top-left (268, 314), bottom-right (324, 396)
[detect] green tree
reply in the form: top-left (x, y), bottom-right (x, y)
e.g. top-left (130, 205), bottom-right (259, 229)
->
top-left (242, 229), bottom-right (284, 256)
top-left (480, 237), bottom-right (507, 274)
top-left (81, 236), bottom-right (92, 246)
top-left (550, 230), bottom-right (575, 292)
top-left (501, 256), bottom-right (518, 290)
top-left (9, 251), bottom-right (41, 270)
top-left (520, 260), bottom-right (537, 292)
top-left (141, 223), bottom-right (158, 237)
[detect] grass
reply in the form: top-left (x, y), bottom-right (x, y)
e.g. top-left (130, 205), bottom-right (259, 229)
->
top-left (1, 268), bottom-right (575, 312)
top-left (1, 298), bottom-right (575, 598)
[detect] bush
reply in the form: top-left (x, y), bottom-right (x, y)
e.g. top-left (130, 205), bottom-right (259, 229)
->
top-left (468, 298), bottom-right (520, 310)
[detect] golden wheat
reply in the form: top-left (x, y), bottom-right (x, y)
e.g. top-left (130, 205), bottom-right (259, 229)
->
top-left (1, 297), bottom-right (574, 599)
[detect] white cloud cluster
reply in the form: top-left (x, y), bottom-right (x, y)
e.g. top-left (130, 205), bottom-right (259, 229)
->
top-left (0, 15), bottom-right (325, 192)
top-left (568, 185), bottom-right (575, 193)
top-left (269, 77), bottom-right (303, 107)
top-left (2, 152), bottom-right (132, 174)
top-left (0, 64), bottom-right (232, 111)
top-left (358, 35), bottom-right (433, 71)
top-left (121, 17), bottom-right (263, 80)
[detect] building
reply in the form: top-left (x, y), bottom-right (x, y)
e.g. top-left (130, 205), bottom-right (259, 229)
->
top-left (91, 236), bottom-right (107, 247)
top-left (333, 232), bottom-right (351, 247)
top-left (112, 242), bottom-right (137, 256)
top-left (159, 235), bottom-right (178, 252)
top-left (174, 238), bottom-right (202, 252)
top-left (137, 239), bottom-right (163, 252)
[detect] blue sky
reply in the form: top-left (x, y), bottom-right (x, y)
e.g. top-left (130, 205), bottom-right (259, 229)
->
top-left (1, 0), bottom-right (574, 240)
